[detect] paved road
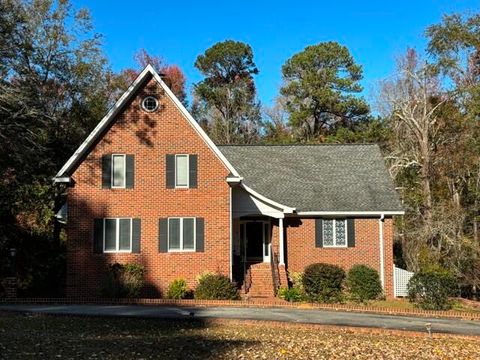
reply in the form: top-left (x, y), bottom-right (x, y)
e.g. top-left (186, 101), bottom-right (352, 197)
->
top-left (1, 304), bottom-right (479, 336)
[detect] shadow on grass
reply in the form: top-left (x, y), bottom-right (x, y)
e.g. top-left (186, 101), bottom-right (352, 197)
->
top-left (0, 312), bottom-right (257, 359)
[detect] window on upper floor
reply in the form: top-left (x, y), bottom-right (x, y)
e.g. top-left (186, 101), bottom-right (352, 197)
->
top-left (175, 154), bottom-right (189, 188)
top-left (112, 154), bottom-right (126, 188)
top-left (102, 154), bottom-right (134, 189)
top-left (166, 154), bottom-right (197, 189)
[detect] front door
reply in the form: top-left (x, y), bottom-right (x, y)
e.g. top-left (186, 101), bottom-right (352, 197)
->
top-left (240, 221), bottom-right (270, 263)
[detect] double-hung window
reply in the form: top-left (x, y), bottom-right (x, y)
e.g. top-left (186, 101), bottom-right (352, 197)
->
top-left (175, 154), bottom-right (189, 188)
top-left (168, 217), bottom-right (195, 251)
top-left (104, 218), bottom-right (132, 252)
top-left (322, 219), bottom-right (347, 247)
top-left (111, 154), bottom-right (126, 188)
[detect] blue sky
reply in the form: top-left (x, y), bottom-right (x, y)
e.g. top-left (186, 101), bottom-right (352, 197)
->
top-left (73, 0), bottom-right (479, 107)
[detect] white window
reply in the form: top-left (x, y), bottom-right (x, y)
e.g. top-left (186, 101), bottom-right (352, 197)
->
top-left (141, 96), bottom-right (159, 112)
top-left (168, 217), bottom-right (195, 251)
top-left (112, 154), bottom-right (126, 188)
top-left (175, 154), bottom-right (189, 188)
top-left (103, 218), bottom-right (132, 252)
top-left (323, 219), bottom-right (347, 247)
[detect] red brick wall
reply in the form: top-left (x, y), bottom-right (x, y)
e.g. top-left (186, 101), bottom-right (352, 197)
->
top-left (66, 76), bottom-right (231, 297)
top-left (277, 217), bottom-right (394, 298)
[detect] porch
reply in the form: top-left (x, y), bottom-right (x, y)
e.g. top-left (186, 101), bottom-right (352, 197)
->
top-left (230, 185), bottom-right (290, 297)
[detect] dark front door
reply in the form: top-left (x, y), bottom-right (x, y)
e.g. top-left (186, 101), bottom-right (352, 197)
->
top-left (246, 222), bottom-right (263, 260)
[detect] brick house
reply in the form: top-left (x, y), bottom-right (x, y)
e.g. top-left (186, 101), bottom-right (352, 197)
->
top-left (54, 65), bottom-right (404, 299)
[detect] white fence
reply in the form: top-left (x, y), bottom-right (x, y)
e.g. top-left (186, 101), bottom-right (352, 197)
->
top-left (393, 265), bottom-right (414, 297)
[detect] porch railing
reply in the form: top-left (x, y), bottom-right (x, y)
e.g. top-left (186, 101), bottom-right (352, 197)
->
top-left (270, 252), bottom-right (280, 296)
top-left (244, 265), bottom-right (252, 295)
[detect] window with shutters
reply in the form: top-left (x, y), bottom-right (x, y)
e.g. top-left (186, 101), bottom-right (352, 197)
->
top-left (111, 154), bottom-right (126, 188)
top-left (168, 217), bottom-right (195, 251)
top-left (175, 154), bottom-right (189, 188)
top-left (323, 219), bottom-right (347, 247)
top-left (103, 218), bottom-right (132, 252)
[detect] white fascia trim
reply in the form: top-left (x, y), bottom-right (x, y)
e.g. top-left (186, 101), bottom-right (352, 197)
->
top-left (55, 64), bottom-right (240, 179)
top-left (296, 211), bottom-right (405, 216)
top-left (53, 176), bottom-right (72, 183)
top-left (226, 176), bottom-right (243, 183)
top-left (241, 183), bottom-right (295, 213)
top-left (148, 65), bottom-right (240, 177)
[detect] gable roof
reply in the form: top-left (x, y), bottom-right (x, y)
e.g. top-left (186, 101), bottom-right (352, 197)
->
top-left (218, 144), bottom-right (404, 214)
top-left (54, 65), bottom-right (240, 181)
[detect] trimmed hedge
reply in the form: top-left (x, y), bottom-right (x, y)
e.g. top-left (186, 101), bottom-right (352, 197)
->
top-left (407, 268), bottom-right (458, 310)
top-left (347, 265), bottom-right (383, 302)
top-left (194, 273), bottom-right (239, 300)
top-left (100, 263), bottom-right (145, 298)
top-left (302, 263), bottom-right (345, 303)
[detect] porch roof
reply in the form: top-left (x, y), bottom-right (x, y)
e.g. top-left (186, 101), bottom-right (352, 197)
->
top-left (218, 144), bottom-right (403, 213)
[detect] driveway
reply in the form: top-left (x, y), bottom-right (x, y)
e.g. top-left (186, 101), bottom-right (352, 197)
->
top-left (1, 304), bottom-right (479, 336)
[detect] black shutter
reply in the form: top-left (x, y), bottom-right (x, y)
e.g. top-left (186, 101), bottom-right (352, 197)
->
top-left (347, 219), bottom-right (355, 247)
top-left (315, 218), bottom-right (323, 248)
top-left (196, 217), bottom-right (204, 252)
top-left (126, 155), bottom-right (135, 188)
top-left (159, 218), bottom-right (168, 252)
top-left (166, 155), bottom-right (175, 189)
top-left (101, 155), bottom-right (112, 188)
top-left (132, 218), bottom-right (141, 253)
top-left (93, 219), bottom-right (103, 253)
top-left (189, 155), bottom-right (198, 188)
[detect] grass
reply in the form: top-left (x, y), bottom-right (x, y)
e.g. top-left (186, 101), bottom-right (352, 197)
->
top-left (0, 311), bottom-right (478, 359)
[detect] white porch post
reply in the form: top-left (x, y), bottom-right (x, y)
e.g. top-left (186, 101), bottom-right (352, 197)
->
top-left (279, 217), bottom-right (285, 265)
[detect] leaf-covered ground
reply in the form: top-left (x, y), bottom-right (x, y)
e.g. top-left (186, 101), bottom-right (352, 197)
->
top-left (0, 311), bottom-right (478, 359)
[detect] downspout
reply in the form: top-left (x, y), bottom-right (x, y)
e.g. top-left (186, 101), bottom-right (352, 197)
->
top-left (379, 213), bottom-right (385, 290)
top-left (229, 186), bottom-right (233, 281)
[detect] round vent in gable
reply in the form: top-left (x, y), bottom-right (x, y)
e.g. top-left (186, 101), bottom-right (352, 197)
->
top-left (141, 96), bottom-right (159, 112)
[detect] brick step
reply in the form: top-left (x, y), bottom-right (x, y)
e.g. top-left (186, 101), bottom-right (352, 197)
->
top-left (246, 263), bottom-right (275, 298)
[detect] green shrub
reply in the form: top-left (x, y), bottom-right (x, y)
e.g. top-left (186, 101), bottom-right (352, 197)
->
top-left (100, 263), bottom-right (145, 298)
top-left (278, 286), bottom-right (304, 302)
top-left (407, 268), bottom-right (458, 310)
top-left (346, 265), bottom-right (383, 303)
top-left (194, 273), bottom-right (239, 300)
top-left (167, 278), bottom-right (189, 299)
top-left (302, 263), bottom-right (345, 303)
top-left (288, 271), bottom-right (304, 292)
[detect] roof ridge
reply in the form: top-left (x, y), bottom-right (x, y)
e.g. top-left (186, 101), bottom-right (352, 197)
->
top-left (217, 143), bottom-right (379, 147)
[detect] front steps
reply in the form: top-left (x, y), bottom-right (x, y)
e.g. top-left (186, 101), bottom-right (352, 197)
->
top-left (242, 262), bottom-right (289, 298)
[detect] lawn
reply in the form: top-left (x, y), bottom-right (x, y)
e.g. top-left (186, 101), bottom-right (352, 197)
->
top-left (0, 311), bottom-right (478, 359)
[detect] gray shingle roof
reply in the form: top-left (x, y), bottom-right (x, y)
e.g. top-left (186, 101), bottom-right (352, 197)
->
top-left (218, 144), bottom-right (403, 213)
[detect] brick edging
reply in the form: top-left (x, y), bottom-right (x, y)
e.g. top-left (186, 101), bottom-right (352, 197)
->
top-left (1, 297), bottom-right (479, 321)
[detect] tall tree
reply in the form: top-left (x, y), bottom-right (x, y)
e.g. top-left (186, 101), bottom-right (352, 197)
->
top-left (0, 0), bottom-right (109, 294)
top-left (115, 49), bottom-right (187, 105)
top-left (379, 49), bottom-right (447, 270)
top-left (280, 41), bottom-right (370, 142)
top-left (193, 40), bottom-right (262, 144)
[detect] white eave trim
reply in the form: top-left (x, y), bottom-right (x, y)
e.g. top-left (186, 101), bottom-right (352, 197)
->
top-left (55, 64), bottom-right (240, 179)
top-left (295, 210), bottom-right (405, 216)
top-left (226, 176), bottom-right (243, 183)
top-left (241, 183), bottom-right (295, 213)
top-left (53, 176), bottom-right (72, 184)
